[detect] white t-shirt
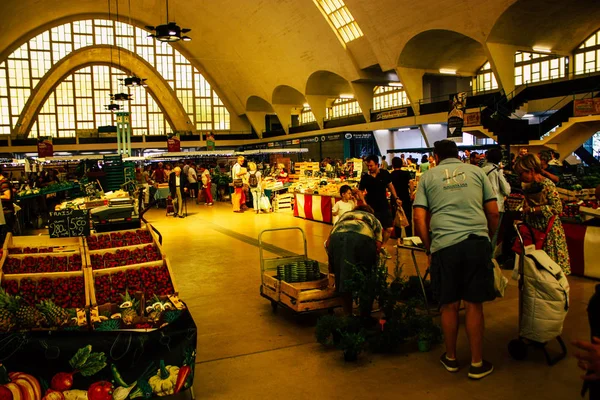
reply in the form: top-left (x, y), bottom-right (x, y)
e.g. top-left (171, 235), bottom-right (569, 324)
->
top-left (187, 168), bottom-right (197, 183)
top-left (175, 175), bottom-right (180, 187)
top-left (201, 170), bottom-right (211, 186)
top-left (332, 199), bottom-right (356, 225)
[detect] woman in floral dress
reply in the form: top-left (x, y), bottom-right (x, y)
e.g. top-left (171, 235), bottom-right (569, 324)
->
top-left (514, 154), bottom-right (570, 275)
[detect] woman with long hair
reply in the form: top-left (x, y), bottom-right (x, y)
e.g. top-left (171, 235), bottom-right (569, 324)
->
top-left (513, 154), bottom-right (570, 275)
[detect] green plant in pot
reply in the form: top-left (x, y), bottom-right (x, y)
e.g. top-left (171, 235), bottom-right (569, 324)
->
top-left (340, 331), bottom-right (366, 362)
top-left (315, 315), bottom-right (346, 346)
top-left (417, 328), bottom-right (435, 352)
top-left (344, 260), bottom-right (389, 324)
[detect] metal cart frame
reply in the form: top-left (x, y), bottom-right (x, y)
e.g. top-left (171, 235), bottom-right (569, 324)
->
top-left (508, 221), bottom-right (567, 365)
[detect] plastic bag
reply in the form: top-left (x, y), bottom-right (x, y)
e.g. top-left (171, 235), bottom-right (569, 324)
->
top-left (394, 207), bottom-right (409, 228)
top-left (492, 258), bottom-right (508, 297)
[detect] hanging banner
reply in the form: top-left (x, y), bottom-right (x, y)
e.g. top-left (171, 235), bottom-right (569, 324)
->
top-left (447, 92), bottom-right (467, 142)
top-left (167, 133), bottom-right (181, 152)
top-left (374, 107), bottom-right (408, 121)
top-left (464, 111), bottom-right (481, 127)
top-left (573, 98), bottom-right (600, 117)
top-left (206, 132), bottom-right (216, 150)
top-left (37, 136), bottom-right (53, 157)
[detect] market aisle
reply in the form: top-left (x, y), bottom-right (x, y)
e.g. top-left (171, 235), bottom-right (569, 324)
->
top-left (143, 201), bottom-right (593, 400)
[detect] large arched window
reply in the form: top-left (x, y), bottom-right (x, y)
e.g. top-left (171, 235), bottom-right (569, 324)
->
top-left (0, 19), bottom-right (230, 137)
top-left (300, 106), bottom-right (316, 125)
top-left (325, 97), bottom-right (362, 120)
top-left (373, 85), bottom-right (409, 111)
top-left (575, 29), bottom-right (600, 75)
top-left (514, 51), bottom-right (567, 86)
top-left (315, 0), bottom-right (363, 44)
top-left (474, 62), bottom-right (498, 93)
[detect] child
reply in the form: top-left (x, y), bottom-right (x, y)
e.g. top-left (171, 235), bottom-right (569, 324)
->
top-left (332, 185), bottom-right (356, 225)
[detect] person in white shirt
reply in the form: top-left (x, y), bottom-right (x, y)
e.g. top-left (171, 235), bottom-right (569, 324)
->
top-left (231, 156), bottom-right (246, 212)
top-left (168, 167), bottom-right (188, 218)
top-left (482, 148), bottom-right (511, 251)
top-left (187, 163), bottom-right (198, 199)
top-left (198, 165), bottom-right (214, 205)
top-left (332, 185), bottom-right (357, 225)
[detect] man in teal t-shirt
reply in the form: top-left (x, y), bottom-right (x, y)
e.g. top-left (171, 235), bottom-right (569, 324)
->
top-left (413, 140), bottom-right (499, 381)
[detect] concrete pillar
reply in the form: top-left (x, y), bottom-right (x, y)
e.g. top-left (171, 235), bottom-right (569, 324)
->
top-left (351, 82), bottom-right (375, 122)
top-left (395, 67), bottom-right (425, 115)
top-left (305, 95), bottom-right (329, 129)
top-left (421, 123), bottom-right (447, 145)
top-left (485, 42), bottom-right (519, 97)
top-left (271, 104), bottom-right (292, 134)
top-left (245, 112), bottom-right (267, 139)
top-left (373, 129), bottom-right (394, 158)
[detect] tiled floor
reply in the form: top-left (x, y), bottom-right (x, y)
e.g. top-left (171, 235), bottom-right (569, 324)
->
top-left (144, 200), bottom-right (595, 400)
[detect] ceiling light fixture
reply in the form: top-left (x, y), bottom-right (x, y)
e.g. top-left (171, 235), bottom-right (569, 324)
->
top-left (523, 114), bottom-right (534, 118)
top-left (397, 127), bottom-right (411, 131)
top-left (339, 94), bottom-right (354, 99)
top-left (439, 69), bottom-right (457, 75)
top-left (120, 76), bottom-right (148, 87)
top-left (532, 47), bottom-right (551, 53)
top-left (146, 0), bottom-right (191, 42)
top-left (105, 103), bottom-right (122, 111)
top-left (302, 103), bottom-right (310, 108)
top-left (111, 93), bottom-right (133, 102)
top-left (388, 82), bottom-right (403, 87)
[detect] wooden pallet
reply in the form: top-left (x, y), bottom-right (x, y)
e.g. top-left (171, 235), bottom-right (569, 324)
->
top-left (261, 271), bottom-right (342, 313)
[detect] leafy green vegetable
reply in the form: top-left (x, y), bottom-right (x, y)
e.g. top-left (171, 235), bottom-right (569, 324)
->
top-left (69, 345), bottom-right (92, 370)
top-left (78, 351), bottom-right (107, 376)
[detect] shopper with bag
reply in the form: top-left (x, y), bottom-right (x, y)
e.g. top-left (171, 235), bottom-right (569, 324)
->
top-left (390, 156), bottom-right (414, 240)
top-left (482, 148), bottom-right (511, 252)
top-left (513, 154), bottom-right (570, 275)
top-left (248, 162), bottom-right (263, 214)
top-left (231, 156), bottom-right (246, 213)
top-left (413, 140), bottom-right (499, 380)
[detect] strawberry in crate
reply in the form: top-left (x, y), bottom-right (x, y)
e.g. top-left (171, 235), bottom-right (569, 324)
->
top-left (131, 247), bottom-right (148, 264)
top-left (19, 278), bottom-right (37, 306)
top-left (91, 254), bottom-right (104, 270)
top-left (111, 271), bottom-right (127, 303)
top-left (23, 247), bottom-right (38, 254)
top-left (137, 229), bottom-right (153, 244)
top-left (39, 256), bottom-right (54, 273)
top-left (9, 247), bottom-right (22, 254)
top-left (144, 245), bottom-right (161, 262)
top-left (126, 269), bottom-right (142, 292)
top-left (38, 247), bottom-right (53, 253)
top-left (36, 277), bottom-right (54, 301)
top-left (53, 256), bottom-right (68, 272)
top-left (22, 256), bottom-right (36, 274)
top-left (69, 276), bottom-right (86, 308)
top-left (69, 254), bottom-right (82, 271)
top-left (116, 249), bottom-right (132, 265)
top-left (4, 257), bottom-right (22, 274)
top-left (94, 275), bottom-right (111, 305)
top-left (1, 280), bottom-right (18, 296)
top-left (155, 266), bottom-right (175, 295)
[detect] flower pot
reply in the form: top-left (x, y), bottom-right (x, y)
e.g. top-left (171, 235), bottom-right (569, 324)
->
top-left (417, 339), bottom-right (431, 352)
top-left (343, 350), bottom-right (358, 362)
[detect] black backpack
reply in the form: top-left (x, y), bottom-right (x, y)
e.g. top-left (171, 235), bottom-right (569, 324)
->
top-left (249, 172), bottom-right (259, 188)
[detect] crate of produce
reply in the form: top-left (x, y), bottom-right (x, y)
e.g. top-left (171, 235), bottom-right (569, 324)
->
top-left (87, 259), bottom-right (184, 331)
top-left (273, 193), bottom-right (294, 212)
top-left (86, 243), bottom-right (163, 270)
top-left (2, 252), bottom-right (83, 274)
top-left (85, 225), bottom-right (158, 250)
top-left (3, 232), bottom-right (84, 255)
top-left (0, 269), bottom-right (89, 331)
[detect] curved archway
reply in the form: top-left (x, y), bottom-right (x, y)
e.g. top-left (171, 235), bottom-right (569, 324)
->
top-left (398, 29), bottom-right (485, 74)
top-left (14, 45), bottom-right (191, 138)
top-left (246, 96), bottom-right (274, 112)
top-left (488, 0), bottom-right (600, 52)
top-left (272, 85), bottom-right (306, 105)
top-left (305, 71), bottom-right (351, 96)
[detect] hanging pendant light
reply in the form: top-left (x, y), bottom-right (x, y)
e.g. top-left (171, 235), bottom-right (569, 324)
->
top-left (146, 0), bottom-right (191, 42)
top-left (121, 0), bottom-right (148, 87)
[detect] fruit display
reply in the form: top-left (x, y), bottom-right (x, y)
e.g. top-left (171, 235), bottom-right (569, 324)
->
top-left (0, 273), bottom-right (86, 331)
top-left (3, 254), bottom-right (83, 274)
top-left (89, 245), bottom-right (162, 270)
top-left (87, 230), bottom-right (154, 250)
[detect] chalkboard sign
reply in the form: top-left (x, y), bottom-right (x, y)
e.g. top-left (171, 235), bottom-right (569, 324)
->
top-left (48, 209), bottom-right (90, 238)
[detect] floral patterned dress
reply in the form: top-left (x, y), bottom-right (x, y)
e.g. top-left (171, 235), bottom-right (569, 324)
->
top-left (523, 178), bottom-right (571, 275)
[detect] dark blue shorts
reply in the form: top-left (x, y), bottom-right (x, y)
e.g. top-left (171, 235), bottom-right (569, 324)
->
top-left (430, 235), bottom-right (496, 305)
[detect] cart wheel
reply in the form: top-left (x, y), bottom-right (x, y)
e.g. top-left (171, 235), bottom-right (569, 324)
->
top-left (508, 339), bottom-right (528, 360)
top-left (271, 300), bottom-right (278, 313)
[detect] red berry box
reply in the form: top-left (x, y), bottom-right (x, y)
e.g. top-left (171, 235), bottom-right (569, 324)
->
top-left (1, 271), bottom-right (88, 309)
top-left (3, 254), bottom-right (84, 274)
top-left (86, 228), bottom-right (156, 250)
top-left (88, 245), bottom-right (162, 270)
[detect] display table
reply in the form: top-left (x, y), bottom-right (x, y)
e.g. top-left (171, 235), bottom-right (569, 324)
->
top-left (0, 309), bottom-right (197, 400)
top-left (293, 193), bottom-right (337, 224)
top-left (562, 222), bottom-right (600, 278)
top-left (264, 183), bottom-right (291, 200)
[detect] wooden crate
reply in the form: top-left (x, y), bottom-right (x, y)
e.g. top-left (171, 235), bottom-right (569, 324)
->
top-left (4, 232), bottom-right (84, 254)
top-left (85, 242), bottom-right (164, 271)
top-left (88, 258), bottom-right (179, 307)
top-left (557, 187), bottom-right (595, 201)
top-left (261, 271), bottom-right (342, 313)
top-left (0, 269), bottom-right (90, 328)
top-left (85, 223), bottom-right (165, 258)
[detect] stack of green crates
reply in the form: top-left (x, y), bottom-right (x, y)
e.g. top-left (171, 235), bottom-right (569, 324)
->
top-left (276, 259), bottom-right (321, 283)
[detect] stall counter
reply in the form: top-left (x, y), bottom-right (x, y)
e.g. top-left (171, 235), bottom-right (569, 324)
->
top-left (293, 193), bottom-right (339, 224)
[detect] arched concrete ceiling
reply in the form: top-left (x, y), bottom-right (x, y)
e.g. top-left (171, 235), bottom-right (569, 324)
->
top-left (246, 96), bottom-right (274, 113)
top-left (14, 46), bottom-right (191, 138)
top-left (272, 85), bottom-right (305, 106)
top-left (488, 0), bottom-right (600, 52)
top-left (398, 30), bottom-right (486, 74)
top-left (306, 71), bottom-right (352, 97)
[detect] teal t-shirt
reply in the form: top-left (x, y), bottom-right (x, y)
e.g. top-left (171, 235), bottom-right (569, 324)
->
top-left (413, 158), bottom-right (497, 254)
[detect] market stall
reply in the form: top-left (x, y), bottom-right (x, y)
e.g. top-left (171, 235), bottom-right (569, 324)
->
top-left (0, 224), bottom-right (197, 400)
top-left (291, 180), bottom-right (357, 224)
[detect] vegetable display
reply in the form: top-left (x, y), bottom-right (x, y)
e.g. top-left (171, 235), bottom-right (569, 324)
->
top-left (148, 362), bottom-right (179, 397)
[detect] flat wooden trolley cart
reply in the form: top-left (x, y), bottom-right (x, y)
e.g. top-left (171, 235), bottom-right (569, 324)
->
top-left (259, 227), bottom-right (343, 314)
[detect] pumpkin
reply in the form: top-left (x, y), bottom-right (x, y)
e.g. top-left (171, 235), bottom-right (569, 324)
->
top-left (0, 365), bottom-right (41, 400)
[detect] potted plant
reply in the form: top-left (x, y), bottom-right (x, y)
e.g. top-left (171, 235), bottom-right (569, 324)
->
top-left (340, 331), bottom-right (365, 362)
top-left (315, 315), bottom-right (346, 346)
top-left (417, 328), bottom-right (434, 352)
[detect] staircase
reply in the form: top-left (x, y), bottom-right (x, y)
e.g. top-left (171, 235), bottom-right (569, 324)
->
top-left (103, 154), bottom-right (125, 192)
top-left (575, 146), bottom-right (600, 166)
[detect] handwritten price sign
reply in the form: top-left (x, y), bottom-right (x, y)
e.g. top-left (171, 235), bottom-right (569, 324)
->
top-left (49, 209), bottom-right (90, 238)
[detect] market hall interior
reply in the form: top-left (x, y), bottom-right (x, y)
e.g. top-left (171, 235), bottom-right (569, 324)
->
top-left (147, 202), bottom-right (594, 400)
